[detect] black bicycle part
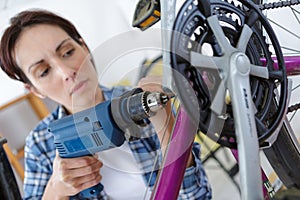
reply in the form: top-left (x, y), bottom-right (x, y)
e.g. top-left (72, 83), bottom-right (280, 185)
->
top-left (0, 137), bottom-right (22, 200)
top-left (170, 0), bottom-right (287, 148)
top-left (264, 121), bottom-right (300, 188)
top-left (259, 0), bottom-right (300, 10)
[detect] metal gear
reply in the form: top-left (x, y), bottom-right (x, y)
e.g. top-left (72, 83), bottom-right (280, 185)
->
top-left (171, 0), bottom-right (287, 148)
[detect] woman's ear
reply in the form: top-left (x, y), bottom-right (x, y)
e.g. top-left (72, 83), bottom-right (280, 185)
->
top-left (24, 84), bottom-right (46, 99)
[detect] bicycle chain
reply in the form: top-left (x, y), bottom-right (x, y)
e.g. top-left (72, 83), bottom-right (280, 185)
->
top-left (288, 103), bottom-right (300, 113)
top-left (259, 0), bottom-right (300, 10)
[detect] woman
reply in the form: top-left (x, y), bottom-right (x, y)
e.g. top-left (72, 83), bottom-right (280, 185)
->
top-left (0, 9), bottom-right (211, 200)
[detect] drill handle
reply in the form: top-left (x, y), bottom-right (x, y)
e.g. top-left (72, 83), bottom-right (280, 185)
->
top-left (69, 154), bottom-right (104, 199)
top-left (70, 182), bottom-right (104, 199)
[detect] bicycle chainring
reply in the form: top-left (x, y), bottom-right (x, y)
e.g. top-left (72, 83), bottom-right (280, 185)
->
top-left (171, 0), bottom-right (287, 148)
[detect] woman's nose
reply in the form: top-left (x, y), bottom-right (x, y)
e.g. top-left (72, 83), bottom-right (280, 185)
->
top-left (57, 66), bottom-right (77, 81)
top-left (65, 71), bottom-right (77, 81)
top-left (52, 60), bottom-right (77, 81)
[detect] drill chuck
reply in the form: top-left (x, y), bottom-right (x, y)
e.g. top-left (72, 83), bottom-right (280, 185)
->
top-left (127, 91), bottom-right (169, 122)
top-left (111, 88), bottom-right (169, 140)
top-left (146, 91), bottom-right (169, 113)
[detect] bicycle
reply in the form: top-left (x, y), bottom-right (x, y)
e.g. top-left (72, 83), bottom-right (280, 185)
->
top-left (131, 0), bottom-right (300, 199)
top-left (0, 0), bottom-right (299, 199)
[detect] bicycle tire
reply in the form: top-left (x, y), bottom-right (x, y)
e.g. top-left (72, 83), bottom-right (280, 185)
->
top-left (264, 119), bottom-right (300, 188)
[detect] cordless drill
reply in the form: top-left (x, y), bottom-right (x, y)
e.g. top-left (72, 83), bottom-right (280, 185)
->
top-left (47, 88), bottom-right (169, 199)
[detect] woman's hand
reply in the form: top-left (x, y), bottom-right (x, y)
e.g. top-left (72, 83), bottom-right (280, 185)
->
top-left (137, 75), bottom-right (165, 93)
top-left (138, 75), bottom-right (195, 167)
top-left (43, 152), bottom-right (103, 200)
top-left (138, 75), bottom-right (174, 153)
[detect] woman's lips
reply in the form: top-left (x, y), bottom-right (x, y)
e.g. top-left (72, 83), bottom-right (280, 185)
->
top-left (70, 80), bottom-right (87, 95)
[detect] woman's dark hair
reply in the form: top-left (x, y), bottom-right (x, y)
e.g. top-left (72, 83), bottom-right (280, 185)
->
top-left (0, 9), bottom-right (85, 84)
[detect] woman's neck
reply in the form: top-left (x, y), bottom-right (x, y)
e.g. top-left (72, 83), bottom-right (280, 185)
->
top-left (67, 87), bottom-right (104, 114)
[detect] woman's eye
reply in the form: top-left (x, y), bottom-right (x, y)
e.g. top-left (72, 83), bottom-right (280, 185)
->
top-left (63, 49), bottom-right (75, 57)
top-left (40, 68), bottom-right (50, 78)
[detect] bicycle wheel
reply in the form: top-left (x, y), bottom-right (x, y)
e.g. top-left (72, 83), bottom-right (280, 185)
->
top-left (259, 0), bottom-right (300, 189)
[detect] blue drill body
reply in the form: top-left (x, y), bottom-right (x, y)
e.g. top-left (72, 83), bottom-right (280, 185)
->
top-left (49, 101), bottom-right (126, 158)
top-left (48, 101), bottom-right (125, 199)
top-left (47, 88), bottom-right (169, 199)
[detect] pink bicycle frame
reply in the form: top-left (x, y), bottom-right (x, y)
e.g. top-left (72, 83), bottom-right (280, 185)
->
top-left (276, 56), bottom-right (300, 76)
top-left (150, 107), bottom-right (197, 199)
top-left (150, 56), bottom-right (300, 199)
top-left (261, 56), bottom-right (300, 75)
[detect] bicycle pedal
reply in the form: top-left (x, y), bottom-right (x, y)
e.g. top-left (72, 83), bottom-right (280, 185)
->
top-left (132, 0), bottom-right (161, 31)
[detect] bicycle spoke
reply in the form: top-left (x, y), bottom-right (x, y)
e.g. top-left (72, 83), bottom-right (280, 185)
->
top-left (281, 46), bottom-right (300, 54)
top-left (288, 110), bottom-right (297, 122)
top-left (291, 7), bottom-right (300, 24)
top-left (268, 18), bottom-right (300, 40)
top-left (292, 84), bottom-right (300, 92)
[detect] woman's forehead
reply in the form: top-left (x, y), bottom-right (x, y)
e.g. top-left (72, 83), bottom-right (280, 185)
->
top-left (16, 24), bottom-right (71, 53)
top-left (14, 25), bottom-right (70, 70)
top-left (20, 24), bottom-right (68, 42)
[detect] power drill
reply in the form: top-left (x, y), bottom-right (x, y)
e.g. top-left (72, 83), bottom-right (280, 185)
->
top-left (47, 88), bottom-right (169, 199)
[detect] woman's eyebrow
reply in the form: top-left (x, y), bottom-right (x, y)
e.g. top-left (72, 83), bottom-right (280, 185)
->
top-left (28, 60), bottom-right (44, 73)
top-left (27, 38), bottom-right (72, 73)
top-left (55, 38), bottom-right (71, 52)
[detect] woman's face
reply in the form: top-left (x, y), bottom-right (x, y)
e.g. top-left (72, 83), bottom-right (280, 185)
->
top-left (14, 24), bottom-right (102, 113)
